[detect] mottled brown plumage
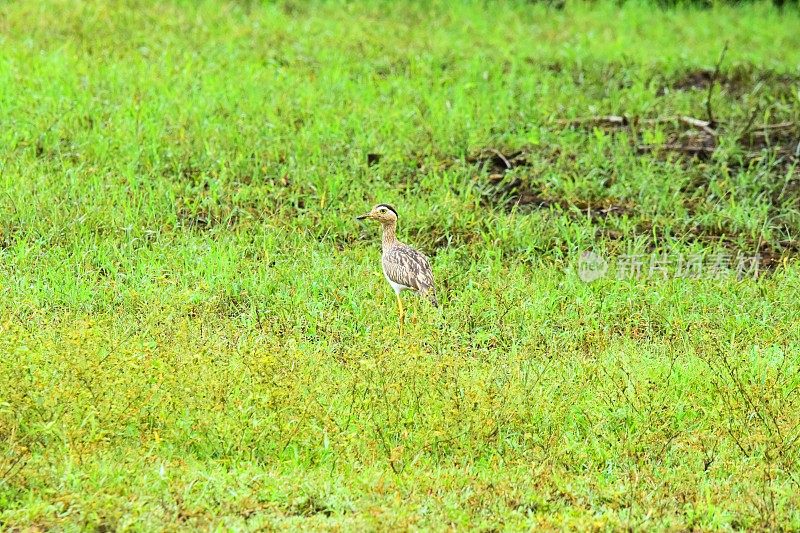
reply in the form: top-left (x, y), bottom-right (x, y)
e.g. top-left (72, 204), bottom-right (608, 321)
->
top-left (382, 244), bottom-right (437, 306)
top-left (357, 204), bottom-right (438, 333)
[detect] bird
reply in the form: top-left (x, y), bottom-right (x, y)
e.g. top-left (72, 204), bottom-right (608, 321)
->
top-left (356, 204), bottom-right (437, 334)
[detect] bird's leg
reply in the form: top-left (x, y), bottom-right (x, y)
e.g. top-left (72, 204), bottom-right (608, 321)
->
top-left (396, 293), bottom-right (404, 335)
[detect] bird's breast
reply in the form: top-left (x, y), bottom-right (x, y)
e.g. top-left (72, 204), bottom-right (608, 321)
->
top-left (382, 258), bottom-right (411, 294)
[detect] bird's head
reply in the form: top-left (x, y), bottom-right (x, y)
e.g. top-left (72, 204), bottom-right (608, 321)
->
top-left (356, 204), bottom-right (398, 225)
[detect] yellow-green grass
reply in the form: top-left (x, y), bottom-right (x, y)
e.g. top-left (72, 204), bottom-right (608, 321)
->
top-left (1, 0), bottom-right (800, 530)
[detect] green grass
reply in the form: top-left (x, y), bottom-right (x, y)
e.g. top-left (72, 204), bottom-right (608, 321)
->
top-left (1, 0), bottom-right (800, 530)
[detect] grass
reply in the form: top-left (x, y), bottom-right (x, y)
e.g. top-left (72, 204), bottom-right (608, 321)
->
top-left (1, 0), bottom-right (800, 530)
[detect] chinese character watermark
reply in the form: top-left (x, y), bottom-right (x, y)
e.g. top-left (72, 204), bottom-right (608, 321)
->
top-left (577, 251), bottom-right (760, 282)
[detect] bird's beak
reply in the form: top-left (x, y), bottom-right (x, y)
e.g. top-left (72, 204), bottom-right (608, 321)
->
top-left (356, 212), bottom-right (371, 220)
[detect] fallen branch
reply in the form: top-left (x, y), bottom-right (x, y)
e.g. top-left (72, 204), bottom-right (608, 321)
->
top-left (555, 115), bottom-right (628, 127)
top-left (556, 116), bottom-right (796, 136)
top-left (557, 114), bottom-right (717, 136)
top-left (636, 144), bottom-right (716, 156)
top-left (751, 122), bottom-right (796, 132)
top-left (677, 115), bottom-right (717, 137)
top-left (488, 148), bottom-right (512, 169)
top-left (551, 115), bottom-right (796, 161)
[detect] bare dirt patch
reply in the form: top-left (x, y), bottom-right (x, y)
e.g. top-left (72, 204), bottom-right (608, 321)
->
top-left (659, 65), bottom-right (800, 96)
top-left (556, 114), bottom-right (798, 168)
top-left (470, 144), bottom-right (798, 270)
top-left (470, 146), bottom-right (634, 217)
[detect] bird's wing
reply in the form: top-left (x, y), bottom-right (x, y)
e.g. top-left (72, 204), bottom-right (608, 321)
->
top-left (383, 244), bottom-right (436, 292)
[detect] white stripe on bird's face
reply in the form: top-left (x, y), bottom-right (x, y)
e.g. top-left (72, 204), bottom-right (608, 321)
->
top-left (356, 204), bottom-right (398, 224)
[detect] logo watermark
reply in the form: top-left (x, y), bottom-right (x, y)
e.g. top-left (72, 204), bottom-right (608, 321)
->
top-left (578, 251), bottom-right (609, 282)
top-left (577, 251), bottom-right (761, 282)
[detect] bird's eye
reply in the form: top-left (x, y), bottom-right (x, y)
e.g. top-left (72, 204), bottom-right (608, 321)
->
top-left (380, 208), bottom-right (386, 213)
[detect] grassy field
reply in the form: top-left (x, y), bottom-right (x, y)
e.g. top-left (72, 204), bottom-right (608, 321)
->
top-left (1, 0), bottom-right (800, 530)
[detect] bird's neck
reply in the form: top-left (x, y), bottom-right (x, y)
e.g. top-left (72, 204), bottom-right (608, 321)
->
top-left (381, 222), bottom-right (398, 249)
